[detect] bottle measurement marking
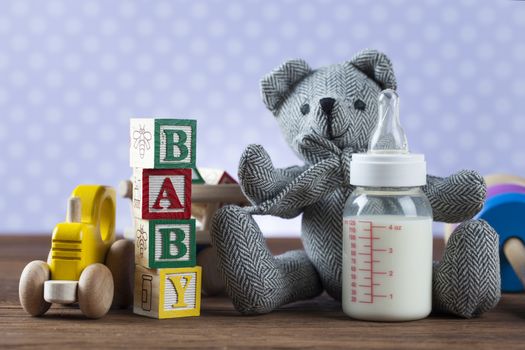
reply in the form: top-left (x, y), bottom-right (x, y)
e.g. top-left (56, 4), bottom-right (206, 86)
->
top-left (347, 220), bottom-right (397, 304)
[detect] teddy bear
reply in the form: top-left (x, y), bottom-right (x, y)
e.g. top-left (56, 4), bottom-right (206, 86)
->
top-left (210, 49), bottom-right (501, 318)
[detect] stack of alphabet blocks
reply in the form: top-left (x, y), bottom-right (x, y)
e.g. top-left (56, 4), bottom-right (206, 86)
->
top-left (129, 118), bottom-right (201, 319)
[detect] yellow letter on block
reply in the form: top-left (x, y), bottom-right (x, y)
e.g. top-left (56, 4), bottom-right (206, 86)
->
top-left (133, 265), bottom-right (201, 319)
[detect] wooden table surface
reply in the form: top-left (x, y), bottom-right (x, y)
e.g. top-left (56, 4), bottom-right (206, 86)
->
top-left (2, 236), bottom-right (525, 349)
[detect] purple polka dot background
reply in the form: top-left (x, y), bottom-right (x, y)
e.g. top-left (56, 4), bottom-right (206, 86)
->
top-left (0, 0), bottom-right (524, 236)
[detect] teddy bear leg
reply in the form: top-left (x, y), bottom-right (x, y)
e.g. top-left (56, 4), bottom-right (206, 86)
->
top-left (432, 219), bottom-right (501, 318)
top-left (211, 205), bottom-right (323, 314)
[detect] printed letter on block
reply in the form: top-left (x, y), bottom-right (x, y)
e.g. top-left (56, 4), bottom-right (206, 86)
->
top-left (133, 168), bottom-right (191, 220)
top-left (134, 218), bottom-right (196, 269)
top-left (130, 118), bottom-right (196, 169)
top-left (133, 265), bottom-right (202, 319)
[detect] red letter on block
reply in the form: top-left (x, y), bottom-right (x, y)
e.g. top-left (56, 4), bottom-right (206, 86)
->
top-left (142, 168), bottom-right (191, 219)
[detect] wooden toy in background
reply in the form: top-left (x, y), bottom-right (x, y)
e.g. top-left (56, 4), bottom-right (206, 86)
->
top-left (19, 185), bottom-right (134, 319)
top-left (130, 118), bottom-right (201, 319)
top-left (444, 174), bottom-right (525, 292)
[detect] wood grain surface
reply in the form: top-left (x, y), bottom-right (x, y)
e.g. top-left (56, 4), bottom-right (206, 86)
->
top-left (1, 235), bottom-right (525, 349)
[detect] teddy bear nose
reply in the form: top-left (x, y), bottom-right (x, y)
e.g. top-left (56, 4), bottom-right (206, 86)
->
top-left (319, 98), bottom-right (336, 116)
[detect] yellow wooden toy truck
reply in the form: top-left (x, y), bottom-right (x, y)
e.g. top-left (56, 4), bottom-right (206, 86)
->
top-left (19, 185), bottom-right (134, 319)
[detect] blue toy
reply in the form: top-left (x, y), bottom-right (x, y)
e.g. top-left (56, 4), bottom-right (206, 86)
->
top-left (477, 193), bottom-right (525, 292)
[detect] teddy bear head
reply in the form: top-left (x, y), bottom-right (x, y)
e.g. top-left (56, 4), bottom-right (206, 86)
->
top-left (260, 49), bottom-right (397, 163)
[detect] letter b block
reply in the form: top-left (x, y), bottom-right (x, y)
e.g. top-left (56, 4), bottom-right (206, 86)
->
top-left (135, 218), bottom-right (196, 269)
top-left (133, 168), bottom-right (191, 220)
top-left (130, 118), bottom-right (196, 169)
top-left (134, 265), bottom-right (202, 319)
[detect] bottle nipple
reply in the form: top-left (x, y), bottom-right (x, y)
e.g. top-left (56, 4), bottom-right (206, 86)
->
top-left (368, 89), bottom-right (408, 154)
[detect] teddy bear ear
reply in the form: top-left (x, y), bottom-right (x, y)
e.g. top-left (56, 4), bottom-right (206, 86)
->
top-left (350, 49), bottom-right (397, 90)
top-left (260, 59), bottom-right (313, 113)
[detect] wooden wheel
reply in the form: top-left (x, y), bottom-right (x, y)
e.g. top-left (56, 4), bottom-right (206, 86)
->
top-left (19, 260), bottom-right (51, 316)
top-left (105, 239), bottom-right (134, 308)
top-left (78, 263), bottom-right (114, 319)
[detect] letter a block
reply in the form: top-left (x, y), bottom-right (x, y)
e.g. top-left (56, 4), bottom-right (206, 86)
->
top-left (133, 168), bottom-right (191, 220)
top-left (134, 218), bottom-right (196, 269)
top-left (134, 265), bottom-right (202, 319)
top-left (130, 118), bottom-right (196, 169)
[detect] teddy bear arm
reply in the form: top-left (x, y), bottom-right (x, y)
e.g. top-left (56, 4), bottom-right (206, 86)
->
top-left (238, 144), bottom-right (309, 205)
top-left (422, 170), bottom-right (486, 223)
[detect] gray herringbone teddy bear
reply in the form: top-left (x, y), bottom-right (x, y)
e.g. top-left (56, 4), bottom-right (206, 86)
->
top-left (210, 49), bottom-right (501, 318)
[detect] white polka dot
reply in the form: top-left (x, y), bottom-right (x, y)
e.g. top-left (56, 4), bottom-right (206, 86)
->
top-left (243, 56), bottom-right (261, 73)
top-left (442, 6), bottom-right (459, 23)
top-left (458, 131), bottom-right (475, 150)
top-left (245, 20), bottom-right (262, 38)
top-left (0, 17), bottom-right (10, 34)
top-left (476, 42), bottom-right (495, 60)
top-left (62, 161), bottom-right (79, 177)
top-left (135, 90), bottom-right (152, 108)
top-left (494, 97), bottom-right (511, 114)
top-left (154, 37), bottom-right (171, 54)
top-left (316, 23), bottom-right (333, 39)
top-left (10, 106), bottom-right (27, 123)
top-left (208, 56), bottom-right (225, 73)
top-left (405, 42), bottom-right (422, 59)
top-left (100, 54), bottom-right (117, 71)
top-left (458, 60), bottom-right (476, 78)
top-left (27, 124), bottom-right (43, 141)
top-left (44, 107), bottom-right (62, 123)
top-left (459, 96), bottom-right (476, 113)
top-left (440, 42), bottom-right (458, 60)
top-left (190, 37), bottom-right (208, 55)
top-left (25, 196), bottom-right (42, 213)
top-left (64, 90), bottom-right (80, 106)
top-left (11, 2), bottom-right (29, 16)
top-left (45, 70), bottom-right (63, 88)
top-left (118, 72), bottom-right (135, 89)
top-left (406, 6), bottom-right (423, 22)
top-left (298, 3), bottom-right (315, 21)
top-left (120, 2), bottom-right (137, 18)
top-left (171, 91), bottom-right (189, 109)
top-left (64, 53), bottom-right (81, 71)
top-left (137, 19), bottom-right (153, 36)
top-left (494, 61), bottom-right (512, 79)
top-left (44, 143), bottom-right (61, 159)
top-left (477, 114), bottom-right (493, 132)
top-left (512, 80), bottom-right (525, 97)
top-left (63, 124), bottom-right (80, 142)
top-left (80, 143), bottom-right (96, 160)
top-left (226, 39), bottom-right (243, 55)
top-left (475, 150), bottom-right (493, 168)
top-left (298, 39), bottom-right (315, 56)
top-left (98, 161), bottom-right (116, 178)
top-left (100, 89), bottom-right (116, 106)
top-left (422, 60), bottom-right (440, 77)
top-left (439, 149), bottom-right (459, 167)
top-left (153, 74), bottom-right (170, 90)
top-left (6, 214), bottom-right (23, 230)
top-left (477, 6), bottom-right (495, 24)
top-left (351, 22), bottom-right (369, 39)
top-left (189, 73), bottom-right (208, 91)
top-left (83, 1), bottom-right (100, 16)
top-left (459, 26), bottom-right (476, 42)
top-left (64, 18), bottom-right (83, 35)
top-left (28, 53), bottom-right (45, 70)
top-left (423, 24), bottom-right (441, 42)
top-left (225, 74), bottom-right (243, 91)
top-left (47, 35), bottom-right (64, 53)
top-left (440, 77), bottom-right (458, 96)
top-left (28, 17), bottom-right (46, 35)
top-left (155, 1), bottom-right (173, 19)
top-left (388, 24), bottom-right (405, 41)
top-left (47, 1), bottom-right (64, 16)
top-left (208, 92), bottom-right (225, 109)
top-left (28, 89), bottom-right (44, 105)
top-left (7, 177), bottom-right (24, 195)
top-left (8, 142), bottom-right (25, 158)
top-left (172, 55), bottom-right (189, 72)
top-left (136, 54), bottom-right (153, 71)
top-left (493, 131), bottom-right (511, 150)
top-left (513, 43), bottom-right (525, 61)
top-left (83, 35), bottom-right (100, 53)
top-left (334, 4), bottom-right (351, 21)
top-left (11, 34), bottom-right (29, 51)
top-left (440, 114), bottom-right (458, 132)
top-left (262, 39), bottom-right (279, 56)
top-left (208, 20), bottom-right (226, 37)
top-left (281, 21), bottom-right (297, 39)
top-left (227, 3), bottom-right (244, 20)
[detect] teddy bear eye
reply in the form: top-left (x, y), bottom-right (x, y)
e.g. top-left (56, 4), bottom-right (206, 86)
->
top-left (300, 103), bottom-right (310, 115)
top-left (354, 99), bottom-right (366, 111)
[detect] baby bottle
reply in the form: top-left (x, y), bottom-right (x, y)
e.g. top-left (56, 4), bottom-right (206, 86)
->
top-left (342, 89), bottom-right (433, 321)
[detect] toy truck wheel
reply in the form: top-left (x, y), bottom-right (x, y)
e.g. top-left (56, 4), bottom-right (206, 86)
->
top-left (105, 239), bottom-right (134, 308)
top-left (78, 263), bottom-right (114, 319)
top-left (19, 260), bottom-right (52, 316)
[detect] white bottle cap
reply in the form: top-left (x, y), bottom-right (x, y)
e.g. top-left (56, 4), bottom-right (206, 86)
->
top-left (350, 89), bottom-right (427, 187)
top-left (350, 153), bottom-right (426, 187)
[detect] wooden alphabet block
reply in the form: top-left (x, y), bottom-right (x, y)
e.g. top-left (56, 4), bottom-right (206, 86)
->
top-left (130, 118), bottom-right (196, 169)
top-left (134, 218), bottom-right (196, 269)
top-left (133, 168), bottom-right (191, 220)
top-left (133, 265), bottom-right (201, 319)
